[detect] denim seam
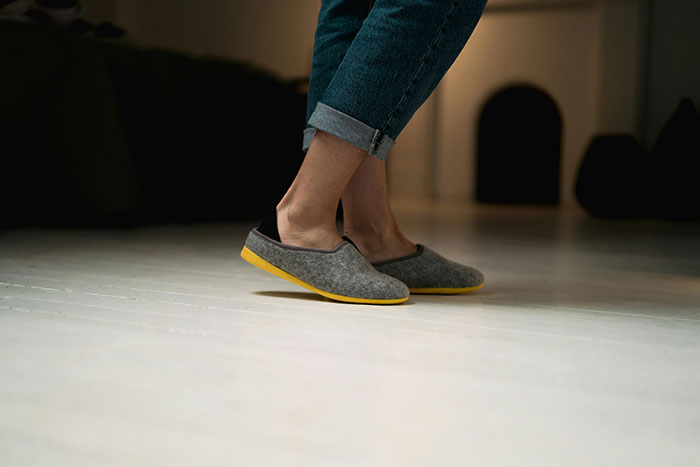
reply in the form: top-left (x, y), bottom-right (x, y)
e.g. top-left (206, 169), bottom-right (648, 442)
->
top-left (368, 129), bottom-right (382, 155)
top-left (380, 0), bottom-right (459, 135)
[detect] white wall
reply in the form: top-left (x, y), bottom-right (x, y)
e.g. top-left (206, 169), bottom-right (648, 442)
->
top-left (389, 1), bottom-right (646, 205)
top-left (441, 6), bottom-right (600, 204)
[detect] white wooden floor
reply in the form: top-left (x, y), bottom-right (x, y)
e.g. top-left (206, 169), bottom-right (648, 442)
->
top-left (1, 201), bottom-right (699, 467)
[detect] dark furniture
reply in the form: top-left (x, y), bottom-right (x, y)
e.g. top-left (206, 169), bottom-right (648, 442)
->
top-left (1, 20), bottom-right (307, 227)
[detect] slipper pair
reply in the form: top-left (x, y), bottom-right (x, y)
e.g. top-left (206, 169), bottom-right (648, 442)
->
top-left (240, 210), bottom-right (484, 305)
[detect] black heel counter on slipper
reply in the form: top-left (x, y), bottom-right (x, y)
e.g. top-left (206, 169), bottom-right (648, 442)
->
top-left (257, 208), bottom-right (281, 242)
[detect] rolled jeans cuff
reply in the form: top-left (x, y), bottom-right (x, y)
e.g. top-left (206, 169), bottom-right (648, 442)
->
top-left (302, 102), bottom-right (395, 160)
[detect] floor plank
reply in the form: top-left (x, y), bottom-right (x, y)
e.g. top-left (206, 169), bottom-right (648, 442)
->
top-left (1, 201), bottom-right (699, 466)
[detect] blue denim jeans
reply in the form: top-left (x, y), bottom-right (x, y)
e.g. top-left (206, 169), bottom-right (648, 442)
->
top-left (303, 0), bottom-right (487, 159)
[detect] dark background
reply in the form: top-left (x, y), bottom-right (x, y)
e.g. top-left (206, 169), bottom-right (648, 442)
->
top-left (1, 0), bottom-right (698, 226)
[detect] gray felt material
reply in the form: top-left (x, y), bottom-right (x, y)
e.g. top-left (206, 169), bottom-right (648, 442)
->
top-left (245, 228), bottom-right (409, 301)
top-left (371, 244), bottom-right (484, 289)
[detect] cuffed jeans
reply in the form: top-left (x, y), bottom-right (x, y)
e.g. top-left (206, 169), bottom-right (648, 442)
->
top-left (303, 0), bottom-right (487, 160)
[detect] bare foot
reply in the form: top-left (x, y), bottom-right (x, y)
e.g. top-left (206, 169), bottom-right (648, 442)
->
top-left (343, 227), bottom-right (418, 263)
top-left (276, 203), bottom-right (344, 251)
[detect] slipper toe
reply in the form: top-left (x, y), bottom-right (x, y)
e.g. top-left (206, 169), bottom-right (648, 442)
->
top-left (371, 244), bottom-right (484, 294)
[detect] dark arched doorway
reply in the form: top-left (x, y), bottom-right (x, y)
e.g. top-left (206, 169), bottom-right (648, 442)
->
top-left (476, 84), bottom-right (562, 204)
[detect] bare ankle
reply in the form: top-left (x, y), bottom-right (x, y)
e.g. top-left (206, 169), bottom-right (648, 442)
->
top-left (278, 200), bottom-right (333, 230)
top-left (343, 226), bottom-right (417, 262)
top-left (276, 201), bottom-right (342, 250)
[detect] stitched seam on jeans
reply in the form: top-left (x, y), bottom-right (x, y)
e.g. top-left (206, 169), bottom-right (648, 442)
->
top-left (380, 0), bottom-right (458, 135)
top-left (368, 128), bottom-right (382, 155)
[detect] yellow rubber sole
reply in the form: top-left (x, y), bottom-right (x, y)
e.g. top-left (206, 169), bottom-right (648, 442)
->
top-left (240, 246), bottom-right (409, 305)
top-left (409, 284), bottom-right (484, 294)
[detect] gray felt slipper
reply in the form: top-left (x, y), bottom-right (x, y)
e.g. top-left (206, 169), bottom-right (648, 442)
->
top-left (358, 241), bottom-right (484, 294)
top-left (240, 212), bottom-right (409, 305)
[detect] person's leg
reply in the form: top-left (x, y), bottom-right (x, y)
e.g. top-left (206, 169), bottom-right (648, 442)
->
top-left (304, 0), bottom-right (487, 158)
top-left (277, 129), bottom-right (367, 250)
top-left (304, 0), bottom-right (374, 140)
top-left (246, 0), bottom-right (487, 302)
top-left (301, 0), bottom-right (416, 261)
top-left (277, 0), bottom-right (374, 250)
top-left (290, 0), bottom-right (486, 253)
top-left (280, 0), bottom-right (487, 249)
top-left (341, 156), bottom-right (417, 263)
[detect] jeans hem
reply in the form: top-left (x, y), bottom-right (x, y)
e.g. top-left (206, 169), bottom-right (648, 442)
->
top-left (302, 102), bottom-right (395, 160)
